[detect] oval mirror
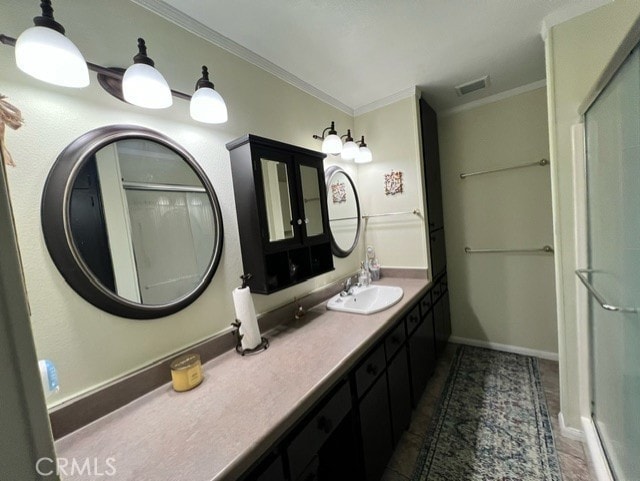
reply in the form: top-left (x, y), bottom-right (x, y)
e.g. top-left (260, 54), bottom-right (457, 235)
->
top-left (42, 125), bottom-right (224, 319)
top-left (324, 165), bottom-right (361, 257)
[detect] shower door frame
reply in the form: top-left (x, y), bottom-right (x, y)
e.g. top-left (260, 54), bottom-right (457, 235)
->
top-left (573, 17), bottom-right (640, 481)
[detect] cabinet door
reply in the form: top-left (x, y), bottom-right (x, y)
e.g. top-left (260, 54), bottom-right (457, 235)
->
top-left (443, 290), bottom-right (451, 346)
top-left (287, 383), bottom-right (351, 480)
top-left (409, 313), bottom-right (436, 406)
top-left (420, 99), bottom-right (444, 232)
top-left (433, 295), bottom-right (449, 358)
top-left (387, 349), bottom-right (412, 446)
top-left (295, 158), bottom-right (330, 243)
top-left (359, 373), bottom-right (393, 481)
top-left (429, 228), bottom-right (447, 279)
top-left (255, 148), bottom-right (301, 250)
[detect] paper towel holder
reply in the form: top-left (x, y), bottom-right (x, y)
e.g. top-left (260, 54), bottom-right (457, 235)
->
top-left (231, 320), bottom-right (269, 356)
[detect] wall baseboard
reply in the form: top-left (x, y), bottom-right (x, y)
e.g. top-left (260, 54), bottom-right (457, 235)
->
top-left (449, 336), bottom-right (559, 361)
top-left (582, 416), bottom-right (614, 481)
top-left (558, 412), bottom-right (585, 441)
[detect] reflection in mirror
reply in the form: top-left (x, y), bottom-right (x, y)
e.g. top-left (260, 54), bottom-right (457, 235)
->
top-left (300, 165), bottom-right (324, 237)
top-left (325, 166), bottom-right (361, 257)
top-left (71, 139), bottom-right (215, 305)
top-left (260, 158), bottom-right (294, 242)
top-left (42, 125), bottom-right (223, 319)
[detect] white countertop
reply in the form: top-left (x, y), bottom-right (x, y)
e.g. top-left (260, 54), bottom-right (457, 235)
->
top-left (55, 277), bottom-right (430, 481)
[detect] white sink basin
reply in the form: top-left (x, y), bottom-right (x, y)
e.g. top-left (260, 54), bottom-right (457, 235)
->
top-left (327, 285), bottom-right (404, 315)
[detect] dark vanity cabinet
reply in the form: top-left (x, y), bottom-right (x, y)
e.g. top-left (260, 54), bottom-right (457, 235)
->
top-left (432, 274), bottom-right (451, 358)
top-left (227, 135), bottom-right (334, 293)
top-left (355, 344), bottom-right (394, 481)
top-left (241, 283), bottom-right (447, 481)
top-left (420, 97), bottom-right (451, 361)
top-left (408, 295), bottom-right (436, 407)
top-left (420, 98), bottom-right (447, 281)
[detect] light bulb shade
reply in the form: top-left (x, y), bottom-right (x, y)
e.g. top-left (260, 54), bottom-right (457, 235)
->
top-left (122, 63), bottom-right (172, 109)
top-left (15, 26), bottom-right (89, 88)
top-left (322, 134), bottom-right (342, 155)
top-left (341, 140), bottom-right (359, 160)
top-left (355, 146), bottom-right (373, 164)
top-left (190, 87), bottom-right (228, 124)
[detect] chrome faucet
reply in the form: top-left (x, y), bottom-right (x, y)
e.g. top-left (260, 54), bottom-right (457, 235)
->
top-left (340, 275), bottom-right (358, 297)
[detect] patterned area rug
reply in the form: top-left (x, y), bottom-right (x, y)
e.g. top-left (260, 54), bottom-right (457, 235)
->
top-left (411, 346), bottom-right (562, 481)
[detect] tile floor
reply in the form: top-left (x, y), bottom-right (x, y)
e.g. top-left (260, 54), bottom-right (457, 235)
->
top-left (382, 343), bottom-right (595, 481)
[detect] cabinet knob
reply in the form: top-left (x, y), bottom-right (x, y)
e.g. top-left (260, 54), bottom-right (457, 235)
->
top-left (316, 415), bottom-right (333, 434)
top-left (304, 218), bottom-right (309, 224)
top-left (366, 363), bottom-right (379, 376)
top-left (297, 219), bottom-right (303, 225)
top-left (391, 335), bottom-right (400, 345)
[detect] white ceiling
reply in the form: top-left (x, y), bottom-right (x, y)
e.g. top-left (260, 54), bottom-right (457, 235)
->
top-left (135, 0), bottom-right (610, 114)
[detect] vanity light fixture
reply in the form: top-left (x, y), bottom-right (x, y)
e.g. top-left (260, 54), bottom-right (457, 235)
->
top-left (340, 129), bottom-right (359, 160)
top-left (122, 38), bottom-right (172, 109)
top-left (190, 66), bottom-right (228, 124)
top-left (312, 122), bottom-right (373, 163)
top-left (0, 5), bottom-right (228, 124)
top-left (313, 121), bottom-right (343, 155)
top-left (355, 136), bottom-right (373, 164)
top-left (14, 0), bottom-right (89, 88)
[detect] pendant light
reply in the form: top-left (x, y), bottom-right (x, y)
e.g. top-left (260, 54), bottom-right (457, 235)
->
top-left (341, 129), bottom-right (359, 160)
top-left (355, 136), bottom-right (373, 164)
top-left (14, 0), bottom-right (89, 88)
top-left (122, 38), bottom-right (172, 109)
top-left (190, 66), bottom-right (228, 124)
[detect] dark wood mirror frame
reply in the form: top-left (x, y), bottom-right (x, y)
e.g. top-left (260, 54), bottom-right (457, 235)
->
top-left (324, 165), bottom-right (361, 258)
top-left (41, 125), bottom-right (224, 319)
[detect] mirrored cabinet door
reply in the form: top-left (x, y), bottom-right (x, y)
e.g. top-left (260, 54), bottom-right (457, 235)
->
top-left (299, 164), bottom-right (325, 238)
top-left (260, 157), bottom-right (295, 242)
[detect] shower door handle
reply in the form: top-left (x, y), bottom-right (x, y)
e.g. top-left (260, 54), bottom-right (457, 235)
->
top-left (575, 269), bottom-right (639, 313)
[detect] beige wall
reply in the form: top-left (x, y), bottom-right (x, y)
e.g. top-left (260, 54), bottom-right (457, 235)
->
top-left (0, 0), bottom-right (360, 406)
top-left (438, 88), bottom-right (557, 355)
top-left (354, 94), bottom-right (429, 270)
top-left (546, 2), bottom-right (640, 428)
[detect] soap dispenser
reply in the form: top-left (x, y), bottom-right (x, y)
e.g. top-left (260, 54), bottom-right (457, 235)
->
top-left (358, 261), bottom-right (371, 287)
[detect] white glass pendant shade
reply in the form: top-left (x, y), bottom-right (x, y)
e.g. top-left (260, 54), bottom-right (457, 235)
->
top-left (15, 26), bottom-right (89, 88)
top-left (190, 87), bottom-right (228, 124)
top-left (341, 140), bottom-right (359, 160)
top-left (122, 63), bottom-right (172, 109)
top-left (322, 134), bottom-right (342, 155)
top-left (355, 146), bottom-right (373, 164)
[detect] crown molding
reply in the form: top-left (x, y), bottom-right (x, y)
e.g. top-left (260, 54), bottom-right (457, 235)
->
top-left (439, 79), bottom-right (547, 117)
top-left (353, 87), bottom-right (418, 117)
top-left (130, 0), bottom-right (354, 115)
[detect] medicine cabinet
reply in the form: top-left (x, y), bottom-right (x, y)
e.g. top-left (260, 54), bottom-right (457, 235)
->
top-left (227, 135), bottom-right (334, 294)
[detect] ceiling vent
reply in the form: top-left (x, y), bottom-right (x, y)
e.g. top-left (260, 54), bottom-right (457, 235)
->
top-left (455, 76), bottom-right (490, 97)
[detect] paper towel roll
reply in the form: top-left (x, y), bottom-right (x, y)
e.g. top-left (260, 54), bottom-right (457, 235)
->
top-left (233, 286), bottom-right (262, 350)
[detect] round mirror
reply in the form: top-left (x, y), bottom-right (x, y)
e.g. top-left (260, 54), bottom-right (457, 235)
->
top-left (42, 125), bottom-right (224, 319)
top-left (325, 165), bottom-right (361, 257)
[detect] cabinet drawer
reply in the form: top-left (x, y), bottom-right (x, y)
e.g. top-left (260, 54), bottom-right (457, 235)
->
top-left (419, 291), bottom-right (432, 318)
top-left (355, 344), bottom-right (386, 398)
top-left (287, 382), bottom-right (351, 481)
top-left (384, 321), bottom-right (406, 362)
top-left (405, 304), bottom-right (421, 335)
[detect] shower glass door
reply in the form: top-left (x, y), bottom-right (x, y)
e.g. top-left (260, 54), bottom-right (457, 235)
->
top-left (584, 45), bottom-right (640, 480)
